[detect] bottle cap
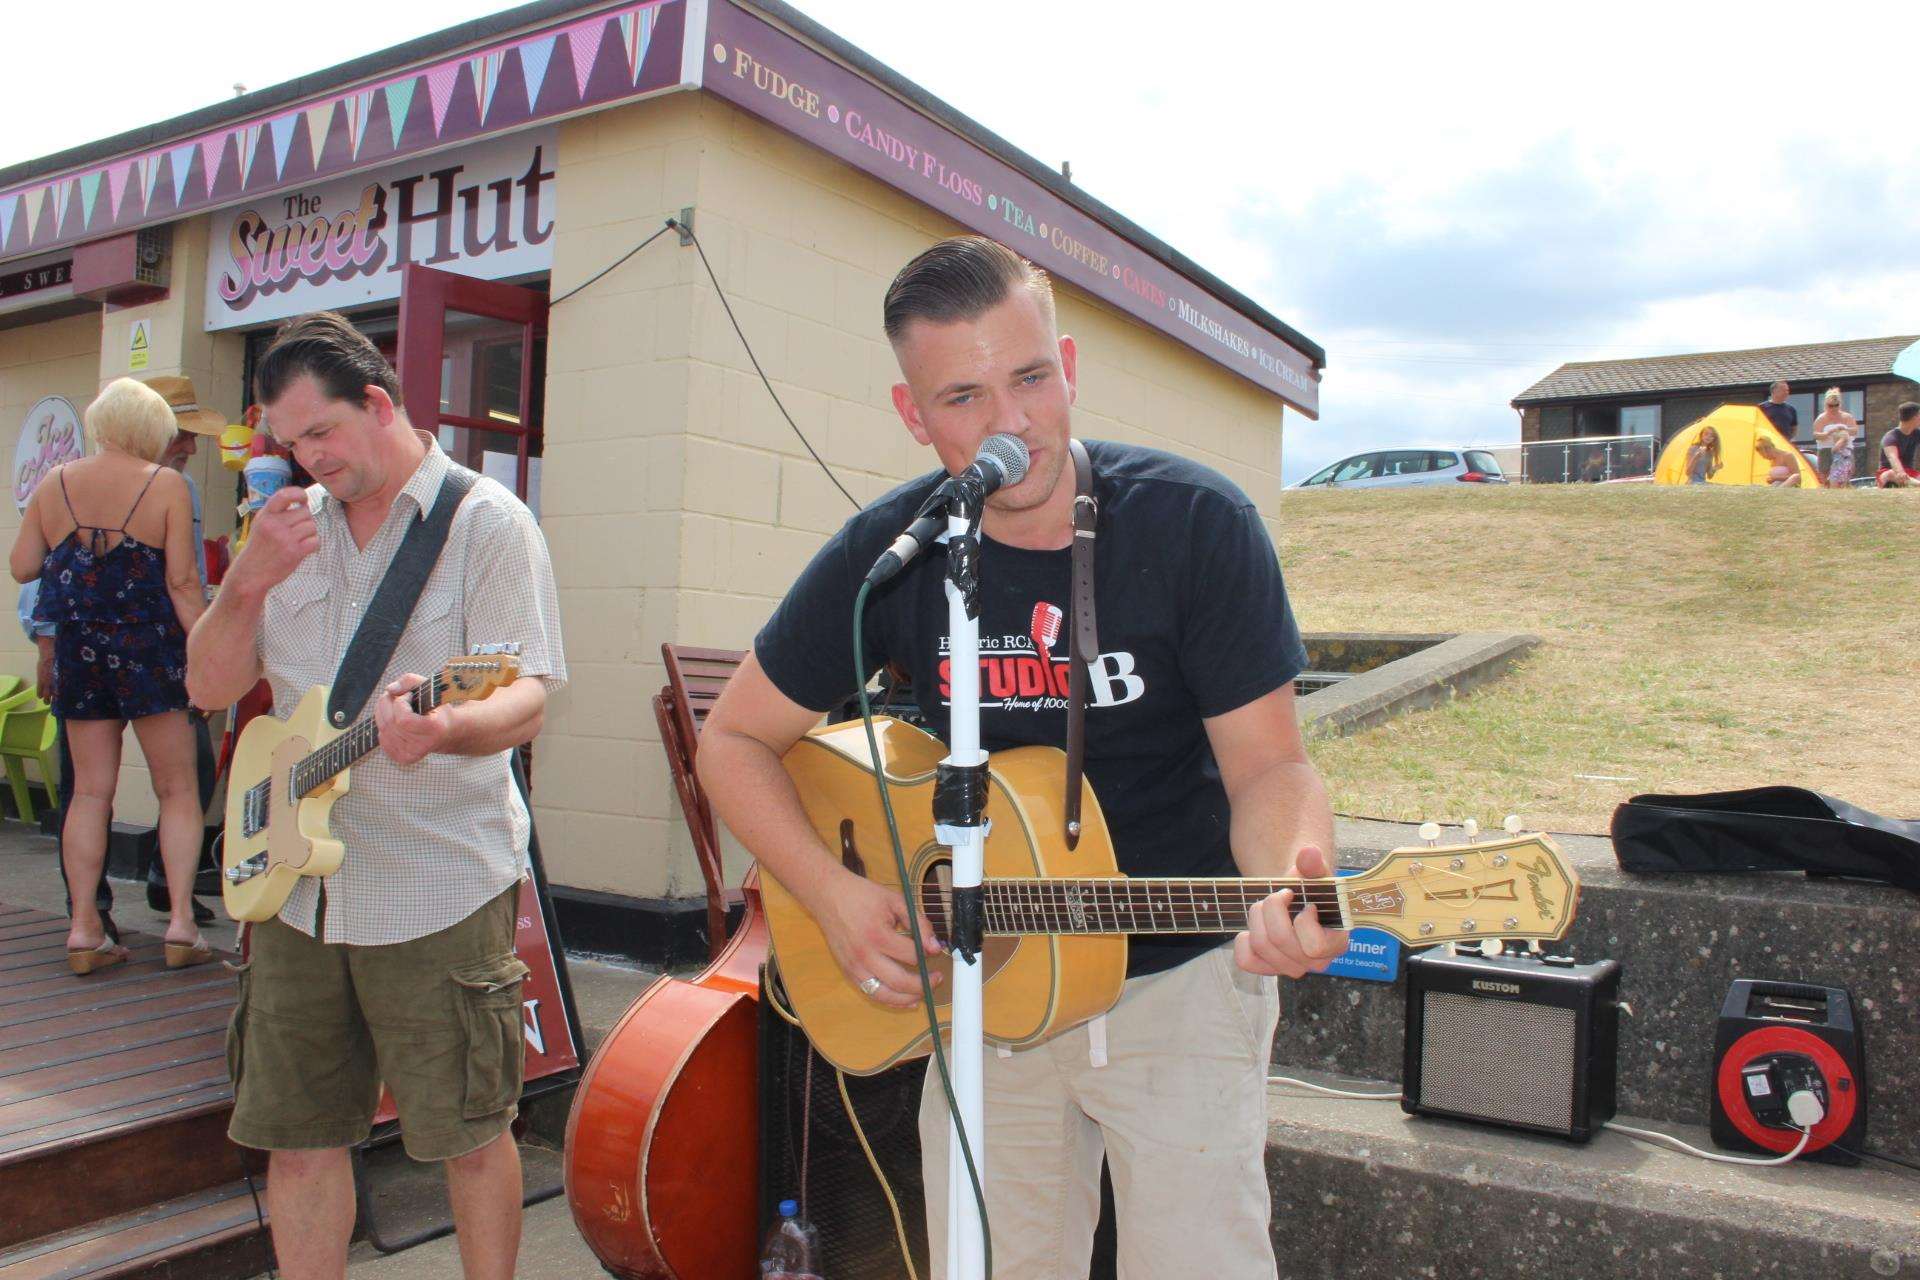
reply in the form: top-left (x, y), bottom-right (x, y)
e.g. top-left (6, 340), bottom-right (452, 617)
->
top-left (779, 1199), bottom-right (797, 1218)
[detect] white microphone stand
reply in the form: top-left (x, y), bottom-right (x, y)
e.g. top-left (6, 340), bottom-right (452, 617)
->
top-left (935, 493), bottom-right (989, 1280)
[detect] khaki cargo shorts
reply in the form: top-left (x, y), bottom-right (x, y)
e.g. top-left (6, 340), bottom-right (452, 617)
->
top-left (226, 886), bottom-right (528, 1162)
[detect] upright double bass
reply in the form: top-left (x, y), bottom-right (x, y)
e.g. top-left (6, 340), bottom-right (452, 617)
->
top-left (563, 874), bottom-right (768, 1279)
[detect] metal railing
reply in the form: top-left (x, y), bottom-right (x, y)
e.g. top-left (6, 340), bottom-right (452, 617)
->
top-left (1521, 433), bottom-right (1659, 484)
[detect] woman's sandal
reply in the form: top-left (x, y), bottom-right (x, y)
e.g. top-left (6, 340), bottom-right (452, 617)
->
top-left (164, 937), bottom-right (217, 970)
top-left (68, 940), bottom-right (131, 975)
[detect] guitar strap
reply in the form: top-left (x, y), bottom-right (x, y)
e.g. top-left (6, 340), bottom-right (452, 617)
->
top-left (1065, 439), bottom-right (1097, 849)
top-left (324, 464), bottom-right (478, 730)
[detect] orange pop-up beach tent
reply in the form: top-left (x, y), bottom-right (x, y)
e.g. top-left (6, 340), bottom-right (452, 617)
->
top-left (1654, 405), bottom-right (1820, 486)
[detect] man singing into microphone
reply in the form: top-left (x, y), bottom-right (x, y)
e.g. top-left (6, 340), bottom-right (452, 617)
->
top-left (699, 235), bottom-right (1341, 1278)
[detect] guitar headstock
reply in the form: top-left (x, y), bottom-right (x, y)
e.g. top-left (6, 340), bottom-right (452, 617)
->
top-left (1341, 828), bottom-right (1579, 947)
top-left (439, 644), bottom-right (522, 704)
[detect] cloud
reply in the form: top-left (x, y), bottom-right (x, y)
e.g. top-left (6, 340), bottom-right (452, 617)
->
top-left (1246, 141), bottom-right (1914, 345)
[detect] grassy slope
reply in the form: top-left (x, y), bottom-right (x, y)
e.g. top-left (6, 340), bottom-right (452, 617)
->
top-left (1276, 483), bottom-right (1920, 833)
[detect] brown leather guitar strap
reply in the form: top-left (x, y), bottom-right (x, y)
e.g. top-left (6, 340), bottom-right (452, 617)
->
top-left (1065, 439), bottom-right (1097, 849)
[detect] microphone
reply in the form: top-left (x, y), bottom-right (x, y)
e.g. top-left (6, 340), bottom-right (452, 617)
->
top-left (865, 434), bottom-right (1029, 587)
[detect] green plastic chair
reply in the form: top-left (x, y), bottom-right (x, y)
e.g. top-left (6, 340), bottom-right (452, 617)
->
top-left (0, 685), bottom-right (58, 824)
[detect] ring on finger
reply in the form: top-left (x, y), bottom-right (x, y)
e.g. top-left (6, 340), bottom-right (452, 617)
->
top-left (859, 975), bottom-right (883, 996)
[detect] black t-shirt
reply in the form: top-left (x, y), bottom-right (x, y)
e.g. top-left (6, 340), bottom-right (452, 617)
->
top-left (756, 440), bottom-right (1309, 978)
top-left (1881, 426), bottom-right (1920, 472)
top-left (1758, 401), bottom-right (1798, 437)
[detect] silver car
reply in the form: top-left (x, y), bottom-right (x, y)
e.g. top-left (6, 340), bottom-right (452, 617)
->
top-left (1290, 447), bottom-right (1508, 489)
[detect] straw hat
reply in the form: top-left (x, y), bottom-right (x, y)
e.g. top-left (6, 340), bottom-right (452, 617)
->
top-left (140, 375), bottom-right (228, 435)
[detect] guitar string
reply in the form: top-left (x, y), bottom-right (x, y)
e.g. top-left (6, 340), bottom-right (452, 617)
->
top-left (915, 881), bottom-right (1353, 933)
top-left (254, 674), bottom-right (456, 825)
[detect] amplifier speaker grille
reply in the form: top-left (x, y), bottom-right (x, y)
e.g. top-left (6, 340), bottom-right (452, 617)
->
top-left (1418, 992), bottom-right (1576, 1131)
top-left (759, 980), bottom-right (930, 1280)
top-left (1403, 950), bottom-right (1619, 1141)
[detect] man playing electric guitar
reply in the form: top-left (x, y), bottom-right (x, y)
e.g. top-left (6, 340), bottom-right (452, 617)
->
top-left (700, 236), bottom-right (1345, 1278)
top-left (186, 312), bottom-right (565, 1280)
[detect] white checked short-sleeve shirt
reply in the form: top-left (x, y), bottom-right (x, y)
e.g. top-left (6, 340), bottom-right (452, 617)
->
top-left (257, 433), bottom-right (566, 945)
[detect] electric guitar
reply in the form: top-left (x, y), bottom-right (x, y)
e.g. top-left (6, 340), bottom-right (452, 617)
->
top-left (220, 645), bottom-right (521, 922)
top-left (764, 717), bottom-right (1580, 1076)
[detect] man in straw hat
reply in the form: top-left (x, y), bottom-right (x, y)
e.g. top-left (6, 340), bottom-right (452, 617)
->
top-left (142, 375), bottom-right (227, 586)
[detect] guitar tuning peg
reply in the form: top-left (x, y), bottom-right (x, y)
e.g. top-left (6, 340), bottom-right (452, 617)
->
top-left (1461, 819), bottom-right (1480, 843)
top-left (1502, 814), bottom-right (1524, 835)
top-left (1419, 822), bottom-right (1440, 846)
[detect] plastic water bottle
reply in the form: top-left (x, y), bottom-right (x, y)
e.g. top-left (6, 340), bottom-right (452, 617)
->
top-left (759, 1199), bottom-right (823, 1279)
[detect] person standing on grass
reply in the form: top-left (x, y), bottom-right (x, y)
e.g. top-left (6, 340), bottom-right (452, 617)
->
top-left (1811, 388), bottom-right (1858, 487)
top-left (1878, 402), bottom-right (1920, 488)
top-left (1758, 379), bottom-right (1798, 440)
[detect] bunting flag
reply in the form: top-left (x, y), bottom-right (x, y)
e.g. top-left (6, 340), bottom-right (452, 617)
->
top-left (269, 114), bottom-right (298, 178)
top-left (169, 144), bottom-right (197, 204)
top-left (383, 78), bottom-right (417, 148)
top-left (346, 90), bottom-right (375, 156)
top-left (0, 0), bottom-right (672, 251)
top-left (78, 171), bottom-right (102, 227)
top-left (304, 103), bottom-right (333, 165)
top-left (619, 7), bottom-right (657, 84)
top-left (22, 187), bottom-right (45, 240)
top-left (570, 18), bottom-right (606, 98)
top-left (237, 123), bottom-right (265, 188)
top-left (107, 162), bottom-right (132, 222)
top-left (425, 63), bottom-right (461, 135)
top-left (198, 132), bottom-right (228, 194)
top-left (472, 50), bottom-right (505, 123)
top-left (520, 35), bottom-right (556, 112)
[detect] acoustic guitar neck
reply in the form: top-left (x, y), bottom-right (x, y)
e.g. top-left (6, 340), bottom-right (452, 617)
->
top-left (978, 877), bottom-right (1345, 936)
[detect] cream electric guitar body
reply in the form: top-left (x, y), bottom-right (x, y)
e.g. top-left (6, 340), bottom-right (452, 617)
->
top-left (764, 717), bottom-right (1581, 1076)
top-left (220, 646), bottom-right (519, 922)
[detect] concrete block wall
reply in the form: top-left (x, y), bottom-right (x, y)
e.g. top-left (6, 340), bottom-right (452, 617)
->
top-left (0, 220), bottom-right (246, 824)
top-left (536, 90), bottom-right (1290, 901)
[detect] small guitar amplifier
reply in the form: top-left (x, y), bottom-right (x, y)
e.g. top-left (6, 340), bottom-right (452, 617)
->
top-left (1402, 947), bottom-right (1620, 1141)
top-left (1709, 980), bottom-right (1866, 1165)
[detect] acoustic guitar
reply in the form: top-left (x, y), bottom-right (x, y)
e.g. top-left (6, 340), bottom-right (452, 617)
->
top-left (766, 717), bottom-right (1580, 1076)
top-left (220, 645), bottom-right (520, 922)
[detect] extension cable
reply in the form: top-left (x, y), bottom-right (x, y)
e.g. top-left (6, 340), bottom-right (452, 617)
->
top-left (1613, 1085), bottom-right (1823, 1166)
top-left (1606, 1119), bottom-right (1812, 1166)
top-left (1268, 1075), bottom-right (1403, 1101)
top-left (1270, 1073), bottom-right (1827, 1168)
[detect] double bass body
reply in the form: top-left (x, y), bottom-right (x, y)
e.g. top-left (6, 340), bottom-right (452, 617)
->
top-left (563, 875), bottom-right (769, 1279)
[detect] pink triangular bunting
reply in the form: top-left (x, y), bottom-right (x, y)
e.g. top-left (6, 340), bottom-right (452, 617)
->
top-left (570, 18), bottom-right (606, 97)
top-left (425, 63), bottom-right (461, 135)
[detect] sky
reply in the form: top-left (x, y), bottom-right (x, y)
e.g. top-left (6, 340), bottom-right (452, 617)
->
top-left (8, 1), bottom-right (1920, 481)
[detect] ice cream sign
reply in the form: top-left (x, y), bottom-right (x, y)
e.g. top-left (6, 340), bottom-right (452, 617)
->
top-left (14, 396), bottom-right (83, 514)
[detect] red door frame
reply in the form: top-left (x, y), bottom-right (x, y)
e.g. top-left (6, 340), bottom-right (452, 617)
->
top-left (395, 262), bottom-right (548, 503)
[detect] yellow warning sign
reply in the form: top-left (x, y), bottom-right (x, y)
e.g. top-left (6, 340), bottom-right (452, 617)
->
top-left (129, 320), bottom-right (151, 372)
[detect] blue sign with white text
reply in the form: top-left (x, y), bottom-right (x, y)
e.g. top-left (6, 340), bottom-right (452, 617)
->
top-left (1320, 869), bottom-right (1402, 982)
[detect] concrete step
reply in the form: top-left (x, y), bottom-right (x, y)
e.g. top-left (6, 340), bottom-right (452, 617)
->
top-left (1275, 819), bottom-right (1920, 1162)
top-left (1263, 1072), bottom-right (1920, 1280)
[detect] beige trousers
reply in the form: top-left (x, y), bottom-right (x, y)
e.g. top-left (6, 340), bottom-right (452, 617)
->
top-left (919, 945), bottom-right (1280, 1279)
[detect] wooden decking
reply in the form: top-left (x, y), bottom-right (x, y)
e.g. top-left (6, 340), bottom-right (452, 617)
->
top-left (0, 902), bottom-right (265, 1279)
